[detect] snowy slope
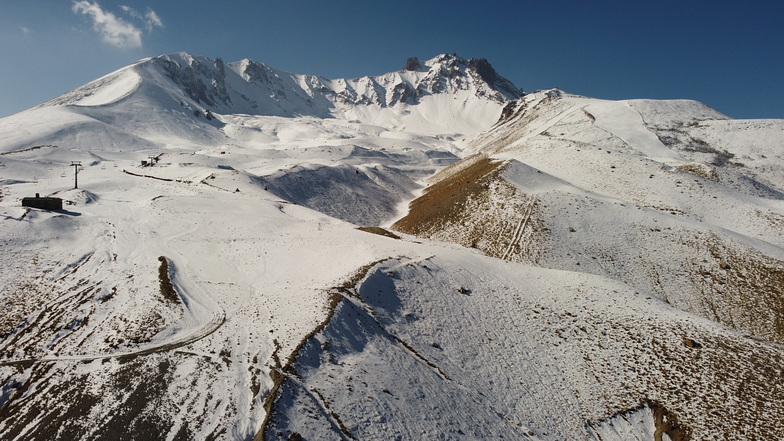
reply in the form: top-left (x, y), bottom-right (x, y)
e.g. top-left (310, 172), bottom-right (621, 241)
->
top-left (0, 52), bottom-right (522, 225)
top-left (1, 54), bottom-right (783, 441)
top-left (266, 255), bottom-right (783, 440)
top-left (396, 91), bottom-right (784, 344)
top-left (0, 52), bottom-right (521, 440)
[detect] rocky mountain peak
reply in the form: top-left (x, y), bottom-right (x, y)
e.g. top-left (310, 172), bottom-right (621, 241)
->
top-left (403, 57), bottom-right (422, 71)
top-left (411, 53), bottom-right (524, 102)
top-left (38, 51), bottom-right (523, 131)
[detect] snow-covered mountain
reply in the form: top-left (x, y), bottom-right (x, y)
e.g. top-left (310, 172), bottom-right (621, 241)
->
top-left (25, 52), bottom-right (522, 146)
top-left (1, 53), bottom-right (782, 441)
top-left (396, 91), bottom-right (784, 344)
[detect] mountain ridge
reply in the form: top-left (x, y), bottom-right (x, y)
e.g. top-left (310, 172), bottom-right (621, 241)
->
top-left (1, 52), bottom-right (525, 157)
top-left (35, 51), bottom-right (524, 121)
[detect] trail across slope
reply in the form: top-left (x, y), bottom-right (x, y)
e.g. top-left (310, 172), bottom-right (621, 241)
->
top-left (586, 100), bottom-right (685, 164)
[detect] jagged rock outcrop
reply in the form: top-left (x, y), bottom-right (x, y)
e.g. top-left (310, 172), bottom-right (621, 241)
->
top-left (154, 53), bottom-right (232, 108)
top-left (404, 57), bottom-right (422, 71)
top-left (152, 52), bottom-right (522, 114)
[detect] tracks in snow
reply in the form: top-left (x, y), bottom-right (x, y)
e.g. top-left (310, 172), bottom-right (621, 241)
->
top-left (0, 306), bottom-right (225, 365)
top-left (500, 102), bottom-right (587, 153)
top-left (0, 251), bottom-right (225, 367)
top-left (0, 302), bottom-right (225, 368)
top-left (501, 198), bottom-right (536, 261)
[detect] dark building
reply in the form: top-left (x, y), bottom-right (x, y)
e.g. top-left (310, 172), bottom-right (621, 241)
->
top-left (22, 193), bottom-right (63, 211)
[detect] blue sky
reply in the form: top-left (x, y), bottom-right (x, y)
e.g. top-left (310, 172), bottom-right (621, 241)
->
top-left (1, 0), bottom-right (782, 119)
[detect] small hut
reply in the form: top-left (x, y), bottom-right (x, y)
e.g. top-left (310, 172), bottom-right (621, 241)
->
top-left (22, 193), bottom-right (63, 211)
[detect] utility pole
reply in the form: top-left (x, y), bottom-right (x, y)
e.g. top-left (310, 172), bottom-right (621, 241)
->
top-left (71, 161), bottom-right (81, 189)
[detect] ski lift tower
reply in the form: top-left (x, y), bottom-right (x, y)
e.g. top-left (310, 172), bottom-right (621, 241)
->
top-left (71, 161), bottom-right (82, 189)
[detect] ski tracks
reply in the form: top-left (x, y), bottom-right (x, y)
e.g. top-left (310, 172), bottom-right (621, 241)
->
top-left (0, 216), bottom-right (227, 367)
top-left (501, 198), bottom-right (536, 261)
top-left (501, 102), bottom-right (587, 153)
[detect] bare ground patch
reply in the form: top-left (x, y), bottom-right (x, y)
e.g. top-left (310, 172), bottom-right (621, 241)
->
top-left (393, 155), bottom-right (503, 236)
top-left (157, 256), bottom-right (179, 305)
top-left (356, 226), bottom-right (401, 240)
top-left (675, 163), bottom-right (719, 181)
top-left (393, 155), bottom-right (545, 263)
top-left (695, 235), bottom-right (784, 343)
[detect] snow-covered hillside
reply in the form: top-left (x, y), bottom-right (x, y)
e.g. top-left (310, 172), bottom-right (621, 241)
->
top-left (1, 54), bottom-right (782, 440)
top-left (0, 52), bottom-right (522, 226)
top-left (396, 91), bottom-right (784, 345)
top-left (27, 52), bottom-right (522, 142)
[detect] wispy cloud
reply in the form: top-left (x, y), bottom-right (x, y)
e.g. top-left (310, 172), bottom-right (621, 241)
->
top-left (119, 5), bottom-right (164, 32)
top-left (144, 10), bottom-right (163, 31)
top-left (72, 1), bottom-right (162, 49)
top-left (20, 26), bottom-right (32, 35)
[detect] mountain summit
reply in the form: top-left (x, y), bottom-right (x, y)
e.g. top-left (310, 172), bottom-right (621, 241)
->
top-left (36, 52), bottom-right (522, 137)
top-left (155, 52), bottom-right (524, 111)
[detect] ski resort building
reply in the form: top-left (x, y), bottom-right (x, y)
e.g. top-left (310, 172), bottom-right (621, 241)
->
top-left (22, 193), bottom-right (62, 211)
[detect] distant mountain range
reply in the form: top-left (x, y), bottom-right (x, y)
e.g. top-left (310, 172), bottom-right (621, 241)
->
top-left (0, 52), bottom-right (782, 441)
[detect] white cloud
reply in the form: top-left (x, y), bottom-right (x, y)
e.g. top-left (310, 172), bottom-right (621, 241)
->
top-left (73, 1), bottom-right (141, 48)
top-left (73, 1), bottom-right (163, 49)
top-left (119, 5), bottom-right (164, 31)
top-left (20, 26), bottom-right (32, 35)
top-left (144, 9), bottom-right (163, 31)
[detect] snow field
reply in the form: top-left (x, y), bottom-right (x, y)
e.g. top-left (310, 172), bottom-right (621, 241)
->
top-left (0, 134), bottom-right (462, 439)
top-left (1, 51), bottom-right (783, 440)
top-left (268, 254), bottom-right (784, 439)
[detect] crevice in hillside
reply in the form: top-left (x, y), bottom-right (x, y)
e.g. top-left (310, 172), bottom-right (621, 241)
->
top-left (651, 401), bottom-right (690, 441)
top-left (387, 333), bottom-right (452, 381)
top-left (260, 258), bottom-right (473, 440)
top-left (0, 145), bottom-right (55, 156)
top-left (157, 256), bottom-right (179, 305)
top-left (255, 260), bottom-right (387, 441)
top-left (311, 388), bottom-right (357, 441)
top-left (122, 169), bottom-right (174, 182)
top-left (199, 173), bottom-right (236, 193)
top-left (335, 263), bottom-right (455, 382)
top-left (337, 282), bottom-right (454, 384)
top-left (356, 226), bottom-right (401, 240)
top-left (585, 401), bottom-right (690, 441)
